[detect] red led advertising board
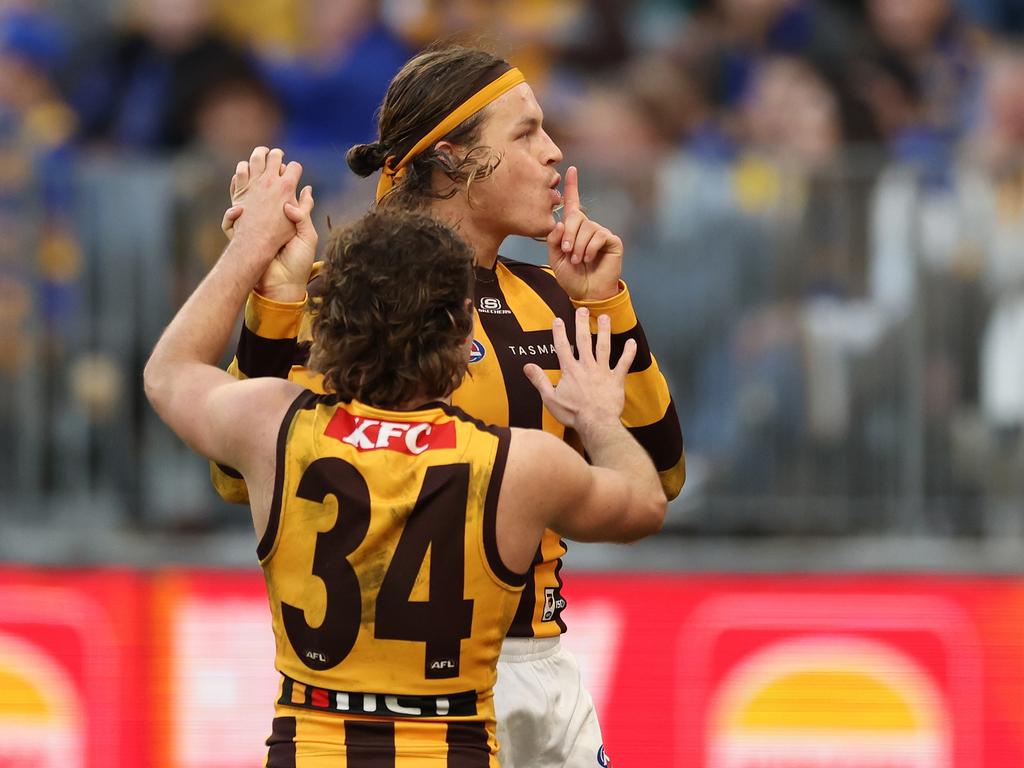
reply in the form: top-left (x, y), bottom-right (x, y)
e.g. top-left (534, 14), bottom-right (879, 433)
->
top-left (0, 568), bottom-right (1022, 766)
top-left (0, 568), bottom-right (147, 768)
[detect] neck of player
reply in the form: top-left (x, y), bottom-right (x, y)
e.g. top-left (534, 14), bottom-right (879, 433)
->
top-left (429, 199), bottom-right (503, 270)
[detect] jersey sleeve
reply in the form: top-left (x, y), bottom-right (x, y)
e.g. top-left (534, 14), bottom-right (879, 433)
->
top-left (573, 281), bottom-right (686, 500)
top-left (210, 289), bottom-right (309, 504)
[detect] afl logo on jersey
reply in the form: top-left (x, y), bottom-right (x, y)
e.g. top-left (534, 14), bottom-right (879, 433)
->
top-left (597, 745), bottom-right (612, 766)
top-left (469, 339), bottom-right (486, 364)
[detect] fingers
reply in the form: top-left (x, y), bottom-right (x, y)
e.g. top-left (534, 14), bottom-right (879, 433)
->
top-left (231, 160), bottom-right (249, 201)
top-left (561, 208), bottom-right (587, 263)
top-left (582, 227), bottom-right (609, 264)
top-left (550, 316), bottom-right (575, 369)
top-left (297, 184), bottom-right (314, 215)
top-left (567, 220), bottom-right (616, 265)
top-left (562, 165), bottom-right (580, 212)
top-left (265, 147), bottom-right (285, 177)
top-left (546, 220), bottom-right (565, 250)
top-left (594, 313), bottom-right (611, 366)
top-left (574, 307), bottom-right (593, 364)
top-left (558, 167), bottom-right (588, 261)
top-left (613, 338), bottom-right (638, 380)
top-left (282, 202), bottom-right (303, 224)
top-left (221, 204), bottom-right (243, 237)
top-left (523, 363), bottom-right (555, 401)
top-left (283, 187), bottom-right (316, 234)
top-left (281, 160), bottom-right (303, 190)
top-left (248, 146), bottom-right (269, 179)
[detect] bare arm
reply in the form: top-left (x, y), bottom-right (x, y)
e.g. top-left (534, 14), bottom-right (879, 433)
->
top-left (211, 151), bottom-right (321, 503)
top-left (496, 308), bottom-right (666, 572)
top-left (145, 150), bottom-right (315, 475)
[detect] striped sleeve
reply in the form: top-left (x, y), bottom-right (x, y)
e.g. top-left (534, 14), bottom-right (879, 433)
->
top-left (573, 281), bottom-right (686, 500)
top-left (210, 289), bottom-right (309, 504)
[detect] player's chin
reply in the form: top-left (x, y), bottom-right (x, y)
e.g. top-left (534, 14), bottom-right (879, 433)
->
top-left (522, 210), bottom-right (557, 238)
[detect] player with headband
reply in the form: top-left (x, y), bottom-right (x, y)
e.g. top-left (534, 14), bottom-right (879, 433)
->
top-left (216, 43), bottom-right (684, 768)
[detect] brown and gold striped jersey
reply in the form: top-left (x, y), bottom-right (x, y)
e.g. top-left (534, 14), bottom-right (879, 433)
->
top-left (214, 258), bottom-right (684, 638)
top-left (261, 391), bottom-right (523, 757)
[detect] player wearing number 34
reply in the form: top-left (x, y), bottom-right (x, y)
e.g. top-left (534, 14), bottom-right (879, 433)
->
top-left (143, 157), bottom-right (666, 766)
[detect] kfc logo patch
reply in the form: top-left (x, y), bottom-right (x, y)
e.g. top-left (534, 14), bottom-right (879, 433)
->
top-left (324, 410), bottom-right (456, 455)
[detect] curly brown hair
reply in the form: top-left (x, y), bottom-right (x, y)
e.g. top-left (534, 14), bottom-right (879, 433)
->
top-left (346, 42), bottom-right (508, 207)
top-left (308, 209), bottom-right (475, 408)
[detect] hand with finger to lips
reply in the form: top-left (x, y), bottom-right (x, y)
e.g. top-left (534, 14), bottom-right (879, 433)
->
top-left (546, 166), bottom-right (624, 302)
top-left (221, 146), bottom-right (317, 303)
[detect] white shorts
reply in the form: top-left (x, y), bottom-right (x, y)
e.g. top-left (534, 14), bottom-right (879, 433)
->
top-left (494, 637), bottom-right (610, 768)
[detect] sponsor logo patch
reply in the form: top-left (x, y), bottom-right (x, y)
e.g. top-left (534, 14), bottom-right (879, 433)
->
top-left (469, 339), bottom-right (486, 364)
top-left (597, 744), bottom-right (611, 766)
top-left (542, 587), bottom-right (566, 622)
top-left (324, 410), bottom-right (456, 455)
top-left (478, 297), bottom-right (512, 315)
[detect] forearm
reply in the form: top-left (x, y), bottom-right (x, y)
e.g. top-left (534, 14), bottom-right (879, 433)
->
top-left (576, 282), bottom-right (685, 498)
top-left (577, 419), bottom-right (665, 508)
top-left (233, 290), bottom-right (308, 379)
top-left (146, 237), bottom-right (273, 394)
top-left (211, 269), bottom-right (316, 505)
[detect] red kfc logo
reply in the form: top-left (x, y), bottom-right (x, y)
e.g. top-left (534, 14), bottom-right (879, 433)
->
top-left (324, 410), bottom-right (456, 455)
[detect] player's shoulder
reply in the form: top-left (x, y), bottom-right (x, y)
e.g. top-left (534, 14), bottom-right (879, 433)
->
top-left (504, 427), bottom-right (585, 507)
top-left (507, 426), bottom-right (575, 470)
top-left (437, 402), bottom-right (510, 439)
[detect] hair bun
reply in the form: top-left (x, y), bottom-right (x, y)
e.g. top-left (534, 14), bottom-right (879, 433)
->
top-left (347, 142), bottom-right (391, 177)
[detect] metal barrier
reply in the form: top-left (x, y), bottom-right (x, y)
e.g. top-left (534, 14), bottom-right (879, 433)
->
top-left (2, 147), bottom-right (1021, 550)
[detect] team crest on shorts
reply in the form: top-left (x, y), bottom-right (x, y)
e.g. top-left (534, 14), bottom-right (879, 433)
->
top-left (469, 339), bottom-right (486, 363)
top-left (597, 744), bottom-right (611, 766)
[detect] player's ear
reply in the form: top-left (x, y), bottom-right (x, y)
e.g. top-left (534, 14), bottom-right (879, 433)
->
top-left (434, 140), bottom-right (460, 164)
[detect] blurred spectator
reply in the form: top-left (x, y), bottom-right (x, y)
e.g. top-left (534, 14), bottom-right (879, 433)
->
top-left (865, 0), bottom-right (986, 149)
top-left (626, 52), bottom-right (735, 161)
top-left (384, 0), bottom-right (596, 87)
top-left (957, 0), bottom-right (1024, 35)
top-left (171, 69), bottom-right (283, 305)
top-left (214, 0), bottom-right (303, 54)
top-left (669, 55), bottom-right (890, 497)
top-left (0, 8), bottom-right (80, 349)
top-left (0, 6), bottom-right (83, 500)
top-left (683, 0), bottom-right (864, 109)
top-left (69, 0), bottom-right (254, 152)
top-left (256, 0), bottom-right (411, 152)
top-left (964, 48), bottom-right (1024, 431)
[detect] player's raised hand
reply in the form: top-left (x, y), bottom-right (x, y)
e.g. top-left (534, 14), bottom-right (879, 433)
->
top-left (258, 183), bottom-right (316, 298)
top-left (222, 147), bottom-right (316, 301)
top-left (546, 166), bottom-right (624, 302)
top-left (228, 147), bottom-right (298, 249)
top-left (524, 308), bottom-right (636, 434)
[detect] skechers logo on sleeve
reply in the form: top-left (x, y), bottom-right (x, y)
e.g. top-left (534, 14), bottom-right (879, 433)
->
top-left (324, 410), bottom-right (456, 455)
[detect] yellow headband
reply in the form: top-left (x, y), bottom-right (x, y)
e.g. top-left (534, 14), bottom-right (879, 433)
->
top-left (375, 67), bottom-right (526, 203)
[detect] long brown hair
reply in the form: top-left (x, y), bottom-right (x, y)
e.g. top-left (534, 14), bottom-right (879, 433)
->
top-left (308, 209), bottom-right (475, 408)
top-left (347, 43), bottom-right (508, 206)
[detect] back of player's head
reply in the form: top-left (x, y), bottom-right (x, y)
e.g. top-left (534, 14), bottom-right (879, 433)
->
top-left (347, 42), bottom-right (508, 205)
top-left (309, 209), bottom-right (475, 408)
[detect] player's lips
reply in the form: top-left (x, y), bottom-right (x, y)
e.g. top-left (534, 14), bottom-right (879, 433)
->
top-left (549, 174), bottom-right (562, 205)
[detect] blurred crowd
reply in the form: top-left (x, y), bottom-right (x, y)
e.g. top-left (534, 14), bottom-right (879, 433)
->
top-left (3, 0), bottom-right (1024, 536)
